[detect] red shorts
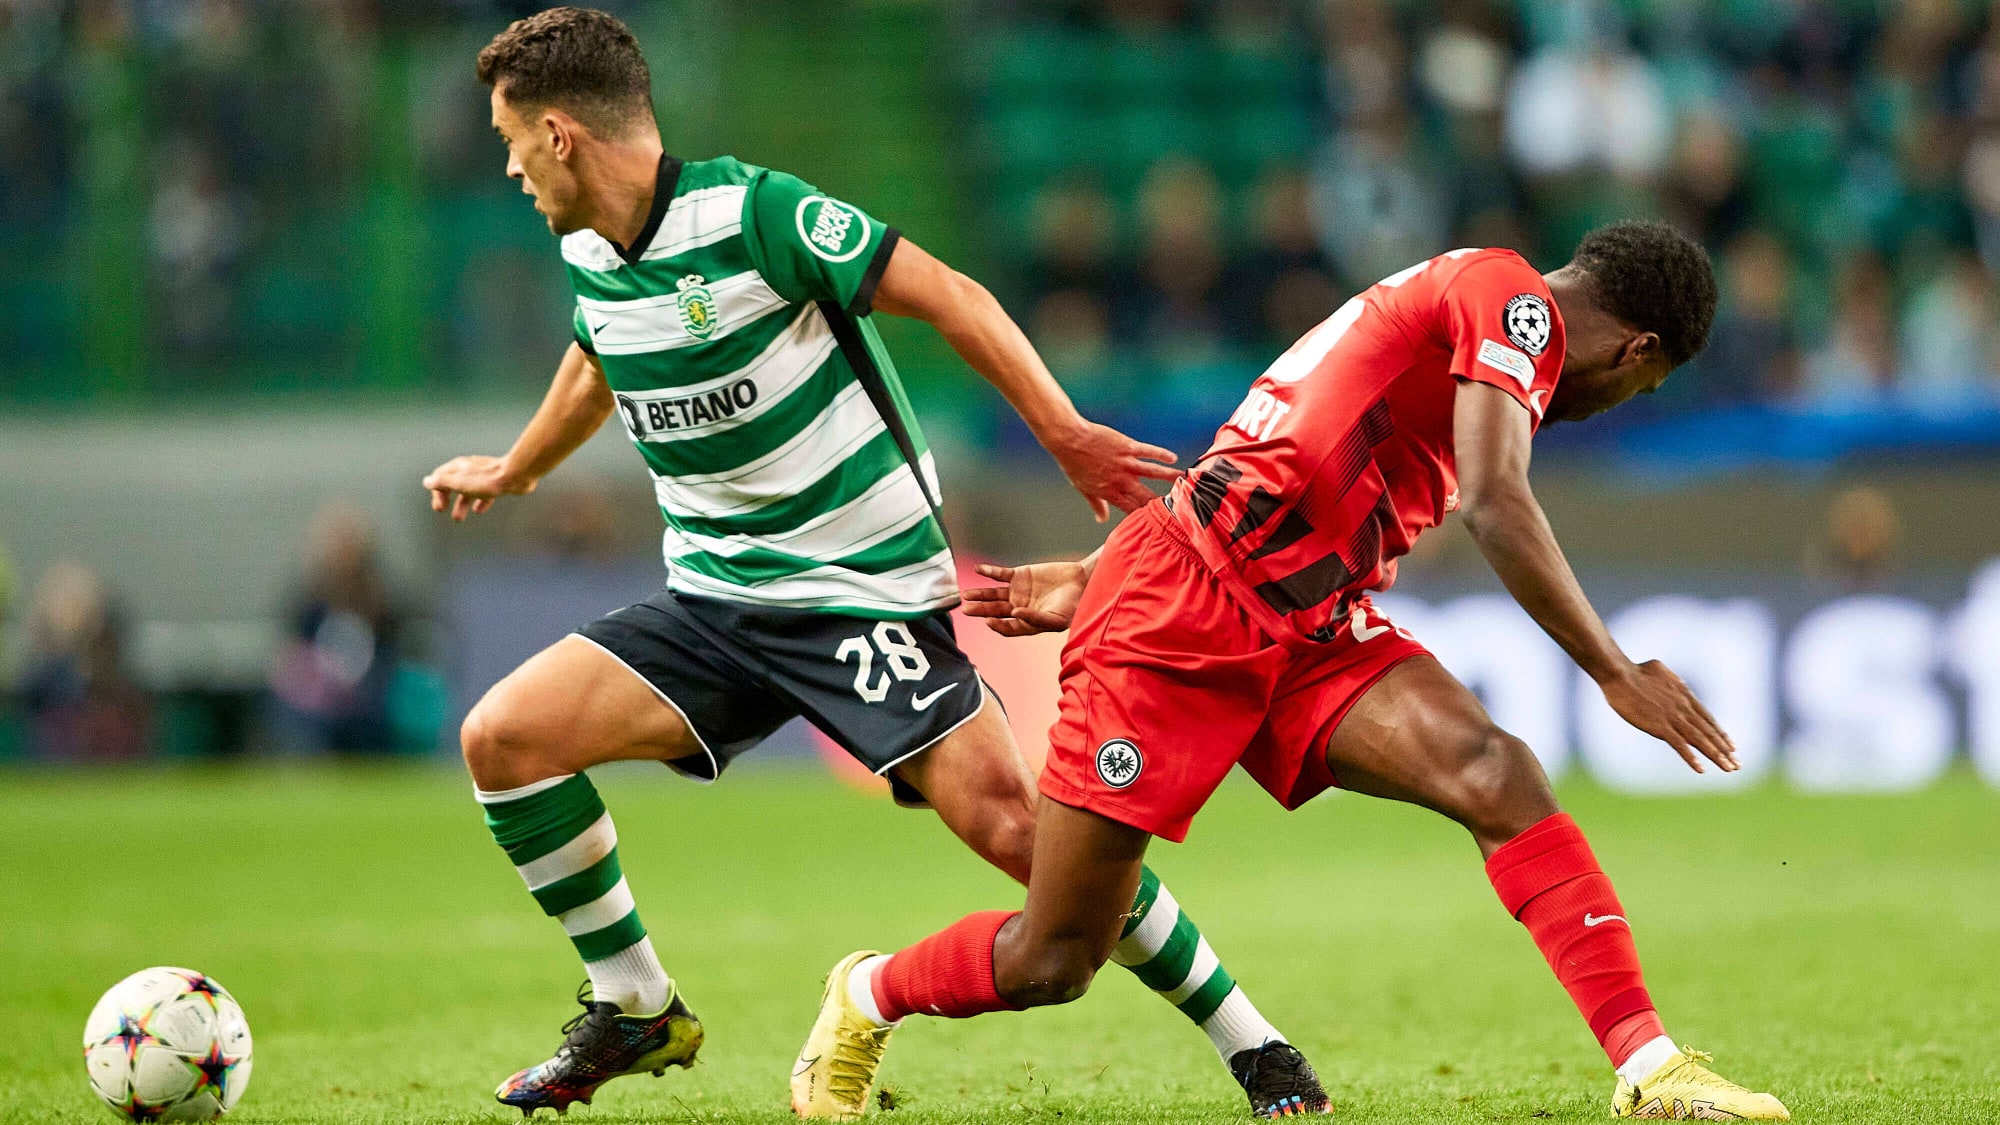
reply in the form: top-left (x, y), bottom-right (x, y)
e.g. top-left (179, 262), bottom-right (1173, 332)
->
top-left (1040, 503), bottom-right (1429, 842)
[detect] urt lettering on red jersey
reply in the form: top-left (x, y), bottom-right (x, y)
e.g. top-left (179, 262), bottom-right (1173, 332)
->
top-left (1167, 248), bottom-right (1565, 646)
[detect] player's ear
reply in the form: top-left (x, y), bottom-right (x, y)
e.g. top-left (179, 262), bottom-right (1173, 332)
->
top-left (544, 111), bottom-right (576, 161)
top-left (1620, 330), bottom-right (1662, 369)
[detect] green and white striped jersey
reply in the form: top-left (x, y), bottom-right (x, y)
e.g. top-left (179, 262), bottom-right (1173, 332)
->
top-left (564, 155), bottom-right (955, 618)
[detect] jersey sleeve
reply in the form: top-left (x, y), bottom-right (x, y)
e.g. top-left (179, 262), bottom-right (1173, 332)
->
top-left (1442, 256), bottom-right (1562, 422)
top-left (742, 170), bottom-right (901, 316)
top-left (572, 303), bottom-right (597, 355)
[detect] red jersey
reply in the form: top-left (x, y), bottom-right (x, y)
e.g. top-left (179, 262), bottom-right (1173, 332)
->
top-left (1167, 248), bottom-right (1564, 646)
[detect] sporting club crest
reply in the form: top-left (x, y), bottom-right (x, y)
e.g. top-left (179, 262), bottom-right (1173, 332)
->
top-left (1503, 293), bottom-right (1552, 356)
top-left (1095, 739), bottom-right (1143, 789)
top-left (676, 274), bottom-right (718, 340)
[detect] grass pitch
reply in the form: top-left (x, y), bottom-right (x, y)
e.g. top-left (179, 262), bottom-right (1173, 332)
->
top-left (1, 762), bottom-right (1996, 1123)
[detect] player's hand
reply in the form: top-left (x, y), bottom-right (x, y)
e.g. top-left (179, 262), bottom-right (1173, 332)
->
top-left (961, 561), bottom-right (1087, 637)
top-left (1045, 421), bottom-right (1180, 522)
top-left (422, 455), bottom-right (534, 521)
top-left (1599, 660), bottom-right (1739, 774)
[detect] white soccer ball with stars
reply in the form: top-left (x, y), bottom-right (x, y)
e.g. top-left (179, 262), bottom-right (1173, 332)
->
top-left (82, 968), bottom-right (252, 1122)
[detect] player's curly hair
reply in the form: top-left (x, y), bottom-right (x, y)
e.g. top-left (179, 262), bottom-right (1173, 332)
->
top-left (1569, 221), bottom-right (1718, 368)
top-left (476, 7), bottom-right (653, 138)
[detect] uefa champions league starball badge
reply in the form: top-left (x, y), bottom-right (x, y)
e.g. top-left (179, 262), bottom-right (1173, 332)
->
top-left (1503, 293), bottom-right (1552, 355)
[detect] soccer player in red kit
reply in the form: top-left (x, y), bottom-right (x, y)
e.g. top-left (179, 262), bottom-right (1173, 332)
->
top-left (789, 222), bottom-right (1788, 1120)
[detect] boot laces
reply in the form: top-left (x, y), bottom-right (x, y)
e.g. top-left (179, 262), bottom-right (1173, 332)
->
top-left (551, 982), bottom-right (618, 1063)
top-left (828, 1022), bottom-right (894, 1102)
top-left (1669, 1046), bottom-right (1754, 1094)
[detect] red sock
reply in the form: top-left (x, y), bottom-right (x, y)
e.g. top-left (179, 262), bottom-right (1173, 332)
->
top-left (1486, 813), bottom-right (1665, 1069)
top-left (873, 910), bottom-right (1024, 1022)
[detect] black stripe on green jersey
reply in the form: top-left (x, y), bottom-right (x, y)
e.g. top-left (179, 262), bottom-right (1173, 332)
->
top-left (817, 280), bottom-right (941, 530)
top-left (611, 154), bottom-right (680, 266)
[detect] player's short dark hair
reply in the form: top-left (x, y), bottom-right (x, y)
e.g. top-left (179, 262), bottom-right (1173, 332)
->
top-left (1569, 221), bottom-right (1718, 368)
top-left (476, 7), bottom-right (653, 138)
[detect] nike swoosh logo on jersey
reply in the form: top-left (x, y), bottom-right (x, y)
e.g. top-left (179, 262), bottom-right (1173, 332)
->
top-left (911, 682), bottom-right (963, 711)
top-left (792, 1054), bottom-right (820, 1077)
top-left (1349, 607), bottom-right (1390, 643)
top-left (1583, 913), bottom-right (1626, 927)
top-left (1529, 389), bottom-right (1548, 416)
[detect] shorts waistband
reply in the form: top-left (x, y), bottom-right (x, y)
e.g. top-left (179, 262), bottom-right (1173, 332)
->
top-left (1138, 498), bottom-right (1207, 565)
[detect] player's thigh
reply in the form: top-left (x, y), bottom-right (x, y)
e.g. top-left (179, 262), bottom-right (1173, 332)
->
top-left (1322, 655), bottom-right (1557, 844)
top-left (994, 795), bottom-right (1153, 1007)
top-left (891, 689), bottom-right (1040, 883)
top-left (462, 635), bottom-right (703, 788)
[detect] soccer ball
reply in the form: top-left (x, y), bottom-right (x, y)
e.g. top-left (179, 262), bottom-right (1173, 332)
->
top-left (82, 968), bottom-right (253, 1122)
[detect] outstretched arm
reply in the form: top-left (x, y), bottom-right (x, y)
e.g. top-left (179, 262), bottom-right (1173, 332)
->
top-left (1453, 380), bottom-right (1739, 773)
top-left (423, 342), bottom-right (615, 520)
top-left (872, 238), bottom-right (1178, 521)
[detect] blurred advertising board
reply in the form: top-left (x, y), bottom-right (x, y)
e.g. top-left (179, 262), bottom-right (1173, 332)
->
top-left (447, 558), bottom-right (2000, 795)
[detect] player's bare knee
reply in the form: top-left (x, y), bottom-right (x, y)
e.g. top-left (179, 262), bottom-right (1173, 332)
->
top-left (460, 695), bottom-right (537, 789)
top-left (1444, 725), bottom-right (1552, 837)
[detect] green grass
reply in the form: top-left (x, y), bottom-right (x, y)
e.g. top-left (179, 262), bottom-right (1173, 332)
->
top-left (2, 763), bottom-right (1997, 1123)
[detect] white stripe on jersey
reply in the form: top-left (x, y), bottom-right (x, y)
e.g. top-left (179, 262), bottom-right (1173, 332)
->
top-left (612, 304), bottom-right (824, 410)
top-left (581, 269), bottom-right (789, 355)
top-left (560, 231), bottom-right (625, 272)
top-left (652, 385), bottom-right (883, 518)
top-left (666, 548), bottom-right (960, 614)
top-left (674, 465), bottom-right (934, 563)
top-left (617, 307), bottom-right (835, 443)
top-left (560, 185), bottom-right (749, 272)
top-left (639, 185), bottom-right (747, 260)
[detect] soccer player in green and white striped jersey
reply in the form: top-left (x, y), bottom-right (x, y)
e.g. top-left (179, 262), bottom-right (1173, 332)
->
top-left (422, 8), bottom-right (1329, 1119)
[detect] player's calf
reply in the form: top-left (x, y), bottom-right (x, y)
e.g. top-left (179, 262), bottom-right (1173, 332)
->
top-left (994, 922), bottom-right (1112, 1008)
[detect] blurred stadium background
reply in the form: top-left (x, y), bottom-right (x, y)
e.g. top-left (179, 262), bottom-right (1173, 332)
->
top-left (2, 0), bottom-right (1996, 788)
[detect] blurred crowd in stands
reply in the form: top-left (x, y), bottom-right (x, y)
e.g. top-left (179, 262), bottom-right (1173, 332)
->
top-left (8, 0), bottom-right (2000, 447)
top-left (0, 0), bottom-right (584, 394)
top-left (975, 0), bottom-right (2000, 424)
top-left (0, 502), bottom-right (447, 762)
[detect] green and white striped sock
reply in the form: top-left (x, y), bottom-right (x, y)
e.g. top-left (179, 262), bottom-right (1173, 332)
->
top-left (476, 773), bottom-right (672, 1014)
top-left (1114, 866), bottom-right (1285, 1060)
